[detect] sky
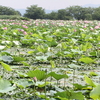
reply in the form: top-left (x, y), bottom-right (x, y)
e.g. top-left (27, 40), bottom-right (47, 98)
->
top-left (0, 0), bottom-right (100, 10)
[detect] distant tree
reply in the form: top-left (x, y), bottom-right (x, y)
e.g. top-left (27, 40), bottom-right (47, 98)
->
top-left (46, 11), bottom-right (58, 20)
top-left (24, 5), bottom-right (45, 19)
top-left (0, 5), bottom-right (21, 15)
top-left (57, 9), bottom-right (72, 20)
top-left (66, 6), bottom-right (86, 20)
top-left (92, 7), bottom-right (100, 20)
top-left (84, 14), bottom-right (92, 20)
top-left (83, 7), bottom-right (94, 20)
top-left (16, 11), bottom-right (21, 16)
top-left (57, 9), bottom-right (67, 20)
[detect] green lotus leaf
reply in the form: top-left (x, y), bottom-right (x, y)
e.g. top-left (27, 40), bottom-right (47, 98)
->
top-left (0, 79), bottom-right (15, 93)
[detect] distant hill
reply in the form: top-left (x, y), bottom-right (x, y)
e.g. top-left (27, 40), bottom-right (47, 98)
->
top-left (16, 9), bottom-right (26, 16)
top-left (83, 4), bottom-right (100, 8)
top-left (45, 10), bottom-right (57, 13)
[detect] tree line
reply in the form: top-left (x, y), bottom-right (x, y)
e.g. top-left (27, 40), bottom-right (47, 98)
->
top-left (0, 5), bottom-right (21, 16)
top-left (1, 5), bottom-right (100, 20)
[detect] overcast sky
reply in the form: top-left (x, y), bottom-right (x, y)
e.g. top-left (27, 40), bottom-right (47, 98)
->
top-left (0, 0), bottom-right (100, 10)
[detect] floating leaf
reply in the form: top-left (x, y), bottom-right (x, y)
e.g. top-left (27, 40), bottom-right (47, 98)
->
top-left (0, 62), bottom-right (12, 71)
top-left (0, 79), bottom-right (15, 93)
top-left (55, 91), bottom-right (84, 100)
top-left (27, 70), bottom-right (46, 81)
top-left (28, 50), bottom-right (34, 54)
top-left (35, 56), bottom-right (48, 61)
top-left (0, 56), bottom-right (13, 63)
top-left (68, 63), bottom-right (81, 69)
top-left (46, 40), bottom-right (57, 47)
top-left (48, 72), bottom-right (68, 80)
top-left (84, 75), bottom-right (96, 87)
top-left (73, 83), bottom-right (89, 90)
top-left (71, 49), bottom-right (83, 54)
top-left (13, 41), bottom-right (20, 45)
top-left (55, 91), bottom-right (70, 98)
top-left (13, 56), bottom-right (25, 62)
top-left (61, 42), bottom-right (67, 49)
top-left (79, 57), bottom-right (94, 64)
top-left (70, 92), bottom-right (84, 100)
top-left (37, 45), bottom-right (48, 53)
top-left (35, 82), bottom-right (51, 87)
top-left (14, 79), bottom-right (34, 88)
top-left (16, 71), bottom-right (28, 77)
top-left (21, 61), bottom-right (29, 66)
top-left (89, 72), bottom-right (98, 76)
top-left (90, 84), bottom-right (100, 99)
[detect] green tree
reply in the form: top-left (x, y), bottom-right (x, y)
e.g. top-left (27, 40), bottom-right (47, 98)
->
top-left (85, 14), bottom-right (92, 20)
top-left (0, 5), bottom-right (21, 15)
top-left (92, 7), bottom-right (100, 20)
top-left (24, 5), bottom-right (45, 19)
top-left (46, 11), bottom-right (58, 20)
top-left (58, 9), bottom-right (72, 20)
top-left (66, 6), bottom-right (86, 20)
top-left (57, 9), bottom-right (67, 20)
top-left (83, 7), bottom-right (94, 20)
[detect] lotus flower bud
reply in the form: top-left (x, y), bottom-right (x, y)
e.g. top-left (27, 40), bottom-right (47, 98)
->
top-left (33, 77), bottom-right (37, 83)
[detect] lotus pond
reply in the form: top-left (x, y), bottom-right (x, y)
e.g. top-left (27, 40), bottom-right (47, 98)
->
top-left (0, 19), bottom-right (100, 100)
